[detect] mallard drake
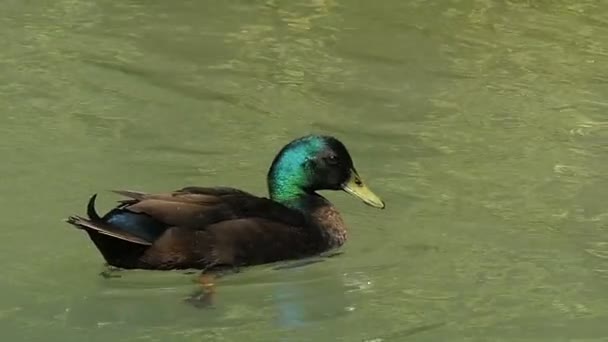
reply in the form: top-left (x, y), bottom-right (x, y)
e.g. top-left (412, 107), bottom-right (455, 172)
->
top-left (67, 135), bottom-right (385, 271)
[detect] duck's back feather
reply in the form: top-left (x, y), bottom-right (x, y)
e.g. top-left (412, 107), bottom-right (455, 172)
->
top-left (116, 186), bottom-right (309, 228)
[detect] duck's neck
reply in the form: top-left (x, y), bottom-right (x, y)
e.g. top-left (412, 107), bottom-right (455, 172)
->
top-left (267, 173), bottom-right (310, 210)
top-left (267, 150), bottom-right (312, 210)
top-left (267, 175), bottom-right (347, 249)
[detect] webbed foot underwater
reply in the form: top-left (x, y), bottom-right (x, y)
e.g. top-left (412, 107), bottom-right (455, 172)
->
top-left (66, 135), bottom-right (385, 271)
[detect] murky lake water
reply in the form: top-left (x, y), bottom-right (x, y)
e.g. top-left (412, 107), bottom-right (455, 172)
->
top-left (1, 0), bottom-right (608, 341)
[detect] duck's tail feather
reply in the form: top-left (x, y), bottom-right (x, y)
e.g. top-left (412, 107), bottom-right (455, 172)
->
top-left (66, 194), bottom-right (156, 269)
top-left (67, 194), bottom-right (152, 246)
top-left (67, 215), bottom-right (152, 246)
top-left (86, 194), bottom-right (101, 221)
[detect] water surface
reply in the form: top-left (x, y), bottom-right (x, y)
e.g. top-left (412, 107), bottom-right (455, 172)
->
top-left (1, 0), bottom-right (608, 341)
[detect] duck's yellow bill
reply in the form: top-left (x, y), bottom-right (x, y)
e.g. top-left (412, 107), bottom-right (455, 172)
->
top-left (342, 170), bottom-right (385, 209)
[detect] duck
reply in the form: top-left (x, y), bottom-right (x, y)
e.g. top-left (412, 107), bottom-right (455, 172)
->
top-left (67, 135), bottom-right (385, 272)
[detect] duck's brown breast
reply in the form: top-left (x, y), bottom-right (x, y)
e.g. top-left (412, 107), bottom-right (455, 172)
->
top-left (310, 204), bottom-right (347, 249)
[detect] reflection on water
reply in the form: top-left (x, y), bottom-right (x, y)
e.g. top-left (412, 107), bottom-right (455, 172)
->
top-left (1, 0), bottom-right (608, 341)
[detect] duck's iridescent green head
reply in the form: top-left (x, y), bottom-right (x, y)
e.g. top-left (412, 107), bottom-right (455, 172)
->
top-left (267, 135), bottom-right (385, 209)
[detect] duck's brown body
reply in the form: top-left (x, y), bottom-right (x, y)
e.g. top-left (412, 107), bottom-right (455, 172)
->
top-left (68, 186), bottom-right (348, 270)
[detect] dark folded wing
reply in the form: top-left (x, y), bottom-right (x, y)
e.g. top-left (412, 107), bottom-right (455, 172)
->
top-left (112, 186), bottom-right (309, 230)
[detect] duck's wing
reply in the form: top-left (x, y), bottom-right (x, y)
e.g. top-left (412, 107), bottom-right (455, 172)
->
top-left (68, 186), bottom-right (307, 246)
top-left (110, 186), bottom-right (307, 230)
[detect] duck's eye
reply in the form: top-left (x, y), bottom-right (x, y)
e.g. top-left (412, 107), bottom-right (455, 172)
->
top-left (326, 154), bottom-right (339, 165)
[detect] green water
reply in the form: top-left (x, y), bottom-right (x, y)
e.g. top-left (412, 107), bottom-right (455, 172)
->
top-left (1, 0), bottom-right (608, 341)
